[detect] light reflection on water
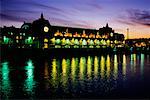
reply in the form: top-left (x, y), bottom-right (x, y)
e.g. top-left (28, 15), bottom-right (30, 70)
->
top-left (1, 53), bottom-right (150, 98)
top-left (1, 62), bottom-right (11, 99)
top-left (23, 59), bottom-right (36, 96)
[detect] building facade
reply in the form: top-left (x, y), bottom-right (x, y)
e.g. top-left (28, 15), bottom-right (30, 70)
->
top-left (1, 14), bottom-right (125, 49)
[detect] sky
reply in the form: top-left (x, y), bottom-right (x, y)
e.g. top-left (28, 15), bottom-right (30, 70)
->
top-left (0, 0), bottom-right (150, 39)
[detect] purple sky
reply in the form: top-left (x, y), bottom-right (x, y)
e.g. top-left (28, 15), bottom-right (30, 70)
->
top-left (0, 0), bottom-right (150, 38)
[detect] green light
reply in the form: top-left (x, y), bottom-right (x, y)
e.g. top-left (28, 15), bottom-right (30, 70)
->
top-left (89, 40), bottom-right (94, 45)
top-left (66, 39), bottom-right (70, 45)
top-left (24, 59), bottom-right (36, 95)
top-left (55, 39), bottom-right (61, 45)
top-left (82, 39), bottom-right (87, 45)
top-left (3, 36), bottom-right (9, 44)
top-left (74, 39), bottom-right (79, 45)
top-left (1, 61), bottom-right (11, 98)
top-left (25, 37), bottom-right (33, 44)
top-left (140, 54), bottom-right (144, 76)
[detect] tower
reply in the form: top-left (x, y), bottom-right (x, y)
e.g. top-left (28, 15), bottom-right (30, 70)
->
top-left (127, 28), bottom-right (129, 39)
top-left (41, 13), bottom-right (44, 19)
top-left (106, 23), bottom-right (109, 28)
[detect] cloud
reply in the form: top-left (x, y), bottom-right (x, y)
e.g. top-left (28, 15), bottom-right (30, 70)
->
top-left (117, 9), bottom-right (150, 27)
top-left (127, 9), bottom-right (150, 26)
top-left (50, 17), bottom-right (94, 29)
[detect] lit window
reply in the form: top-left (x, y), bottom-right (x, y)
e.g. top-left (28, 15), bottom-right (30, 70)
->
top-left (44, 38), bottom-right (48, 42)
top-left (20, 36), bottom-right (22, 39)
top-left (16, 36), bottom-right (19, 39)
top-left (44, 43), bottom-right (48, 48)
top-left (16, 40), bottom-right (19, 43)
top-left (20, 33), bottom-right (22, 35)
top-left (51, 38), bottom-right (55, 44)
top-left (23, 33), bottom-right (25, 36)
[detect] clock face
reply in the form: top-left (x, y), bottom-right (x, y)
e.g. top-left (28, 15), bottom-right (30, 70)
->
top-left (44, 26), bottom-right (49, 32)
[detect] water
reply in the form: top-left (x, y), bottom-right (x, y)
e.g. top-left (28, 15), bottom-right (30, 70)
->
top-left (1, 53), bottom-right (150, 99)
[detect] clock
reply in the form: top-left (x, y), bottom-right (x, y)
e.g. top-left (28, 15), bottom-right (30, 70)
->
top-left (44, 26), bottom-right (49, 32)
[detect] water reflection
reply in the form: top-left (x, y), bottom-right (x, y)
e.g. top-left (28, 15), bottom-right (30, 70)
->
top-left (100, 56), bottom-right (105, 79)
top-left (87, 56), bottom-right (92, 79)
top-left (114, 55), bottom-right (118, 79)
top-left (1, 53), bottom-right (150, 99)
top-left (24, 59), bottom-right (36, 96)
top-left (140, 54), bottom-right (144, 76)
top-left (51, 59), bottom-right (57, 88)
top-left (79, 57), bottom-right (86, 80)
top-left (122, 55), bottom-right (126, 78)
top-left (106, 55), bottom-right (110, 78)
top-left (1, 62), bottom-right (11, 98)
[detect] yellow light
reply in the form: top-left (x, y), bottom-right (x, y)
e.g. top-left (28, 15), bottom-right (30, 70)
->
top-left (79, 57), bottom-right (86, 80)
top-left (71, 58), bottom-right (77, 81)
top-left (44, 43), bottom-right (48, 48)
top-left (106, 55), bottom-right (110, 78)
top-left (51, 59), bottom-right (58, 87)
top-left (94, 56), bottom-right (98, 78)
top-left (62, 59), bottom-right (67, 76)
top-left (51, 38), bottom-right (55, 44)
top-left (44, 26), bottom-right (49, 32)
top-left (61, 38), bottom-right (66, 45)
top-left (114, 55), bottom-right (118, 79)
top-left (87, 56), bottom-right (92, 79)
top-left (100, 56), bottom-right (105, 79)
top-left (122, 55), bottom-right (126, 78)
top-left (44, 38), bottom-right (48, 42)
top-left (16, 36), bottom-right (19, 39)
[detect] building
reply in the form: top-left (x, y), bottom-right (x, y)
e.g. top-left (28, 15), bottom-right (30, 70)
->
top-left (1, 14), bottom-right (125, 49)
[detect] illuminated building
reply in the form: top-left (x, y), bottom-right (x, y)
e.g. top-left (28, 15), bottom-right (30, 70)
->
top-left (1, 13), bottom-right (125, 49)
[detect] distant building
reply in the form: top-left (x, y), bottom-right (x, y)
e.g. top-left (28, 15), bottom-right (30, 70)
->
top-left (1, 13), bottom-right (125, 49)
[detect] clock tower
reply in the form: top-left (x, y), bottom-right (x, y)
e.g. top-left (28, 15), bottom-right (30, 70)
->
top-left (32, 13), bottom-right (51, 48)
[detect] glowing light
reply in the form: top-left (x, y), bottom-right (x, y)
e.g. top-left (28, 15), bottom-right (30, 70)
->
top-left (51, 59), bottom-right (57, 86)
top-left (20, 36), bottom-right (22, 39)
top-left (24, 59), bottom-right (36, 95)
top-left (79, 57), bottom-right (86, 80)
top-left (71, 38), bottom-right (74, 45)
top-left (61, 58), bottom-right (69, 90)
top-left (122, 54), bottom-right (126, 78)
top-left (94, 56), bottom-right (99, 78)
top-left (87, 56), bottom-right (92, 79)
top-left (106, 55), bottom-right (110, 78)
top-left (61, 38), bottom-right (66, 45)
top-left (82, 39), bottom-right (87, 45)
top-left (89, 39), bottom-right (94, 45)
top-left (71, 58), bottom-right (77, 81)
top-left (25, 37), bottom-right (33, 44)
top-left (100, 56), bottom-right (105, 79)
top-left (55, 39), bottom-right (61, 45)
top-left (66, 39), bottom-right (71, 45)
top-left (62, 59), bottom-right (67, 75)
top-left (110, 33), bottom-right (113, 37)
top-left (74, 39), bottom-right (79, 45)
top-left (44, 26), bottom-right (49, 32)
top-left (1, 62), bottom-right (11, 98)
top-left (51, 38), bottom-right (55, 44)
top-left (3, 36), bottom-right (9, 44)
top-left (44, 43), bottom-right (48, 48)
top-left (16, 36), bottom-right (19, 39)
top-left (140, 54), bottom-right (144, 76)
top-left (114, 55), bottom-right (118, 79)
top-left (44, 38), bottom-right (48, 42)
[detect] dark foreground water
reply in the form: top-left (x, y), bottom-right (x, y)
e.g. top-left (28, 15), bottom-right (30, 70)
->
top-left (1, 52), bottom-right (150, 99)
